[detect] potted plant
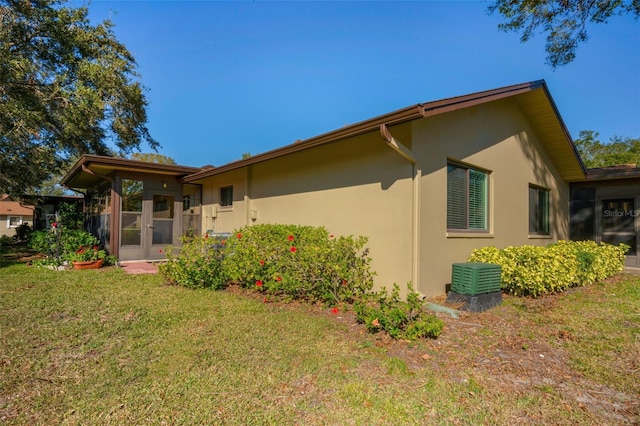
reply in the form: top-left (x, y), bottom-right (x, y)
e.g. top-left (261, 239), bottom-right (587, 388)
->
top-left (69, 245), bottom-right (106, 269)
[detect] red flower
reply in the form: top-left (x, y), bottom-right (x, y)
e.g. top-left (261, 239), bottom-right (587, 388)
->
top-left (76, 248), bottom-right (85, 254)
top-left (342, 279), bottom-right (348, 286)
top-left (259, 259), bottom-right (265, 266)
top-left (93, 246), bottom-right (98, 250)
top-left (329, 234), bottom-right (334, 238)
top-left (221, 240), bottom-right (226, 245)
top-left (263, 296), bottom-right (268, 303)
top-left (331, 307), bottom-right (339, 314)
top-left (287, 235), bottom-right (294, 241)
top-left (159, 249), bottom-right (163, 253)
top-left (276, 276), bottom-right (282, 282)
top-left (51, 222), bottom-right (57, 228)
top-left (237, 233), bottom-right (242, 239)
top-left (205, 234), bottom-right (209, 239)
top-left (256, 280), bottom-right (263, 287)
top-left (290, 247), bottom-right (297, 253)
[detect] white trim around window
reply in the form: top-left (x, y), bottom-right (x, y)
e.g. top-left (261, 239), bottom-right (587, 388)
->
top-left (447, 160), bottom-right (491, 233)
top-left (7, 216), bottom-right (23, 228)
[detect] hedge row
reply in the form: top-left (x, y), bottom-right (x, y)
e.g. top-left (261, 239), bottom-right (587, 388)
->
top-left (159, 224), bottom-right (375, 305)
top-left (468, 240), bottom-right (628, 297)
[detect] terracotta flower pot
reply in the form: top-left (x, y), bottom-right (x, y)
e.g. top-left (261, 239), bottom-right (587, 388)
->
top-left (72, 259), bottom-right (103, 270)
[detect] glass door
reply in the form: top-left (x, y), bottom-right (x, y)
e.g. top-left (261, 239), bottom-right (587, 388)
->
top-left (120, 179), bottom-right (145, 260)
top-left (147, 194), bottom-right (174, 258)
top-left (601, 198), bottom-right (638, 267)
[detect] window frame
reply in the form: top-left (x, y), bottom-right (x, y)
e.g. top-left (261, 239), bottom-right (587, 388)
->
top-left (446, 160), bottom-right (490, 233)
top-left (529, 184), bottom-right (550, 236)
top-left (220, 186), bottom-right (233, 208)
top-left (7, 215), bottom-right (23, 228)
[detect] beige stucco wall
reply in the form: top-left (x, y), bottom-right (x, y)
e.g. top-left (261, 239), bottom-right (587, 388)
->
top-left (197, 97), bottom-right (571, 297)
top-left (415, 98), bottom-right (570, 295)
top-left (199, 130), bottom-right (416, 289)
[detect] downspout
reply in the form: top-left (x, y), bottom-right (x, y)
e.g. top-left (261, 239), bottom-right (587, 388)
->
top-left (379, 124), bottom-right (421, 294)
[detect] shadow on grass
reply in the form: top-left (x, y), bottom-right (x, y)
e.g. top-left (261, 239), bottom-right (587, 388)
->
top-left (0, 243), bottom-right (39, 268)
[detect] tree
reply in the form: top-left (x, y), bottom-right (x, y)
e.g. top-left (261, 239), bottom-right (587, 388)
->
top-left (488, 1), bottom-right (640, 68)
top-left (129, 152), bottom-right (176, 165)
top-left (0, 0), bottom-right (158, 198)
top-left (574, 130), bottom-right (640, 168)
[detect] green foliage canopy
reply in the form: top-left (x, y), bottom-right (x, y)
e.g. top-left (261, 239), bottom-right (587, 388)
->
top-left (488, 0), bottom-right (640, 68)
top-left (574, 130), bottom-right (640, 168)
top-left (0, 0), bottom-right (158, 198)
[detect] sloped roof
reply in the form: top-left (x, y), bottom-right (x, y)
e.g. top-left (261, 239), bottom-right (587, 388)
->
top-left (61, 155), bottom-right (203, 190)
top-left (586, 164), bottom-right (640, 180)
top-left (183, 80), bottom-right (586, 183)
top-left (0, 195), bottom-right (35, 216)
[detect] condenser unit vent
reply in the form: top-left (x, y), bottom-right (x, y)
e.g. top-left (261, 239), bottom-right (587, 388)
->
top-left (451, 263), bottom-right (502, 296)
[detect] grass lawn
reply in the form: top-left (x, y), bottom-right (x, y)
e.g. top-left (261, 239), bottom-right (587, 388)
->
top-left (1, 248), bottom-right (638, 425)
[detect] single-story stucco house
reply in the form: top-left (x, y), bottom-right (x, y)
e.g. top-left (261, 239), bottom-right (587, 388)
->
top-left (60, 80), bottom-right (640, 296)
top-left (0, 194), bottom-right (35, 238)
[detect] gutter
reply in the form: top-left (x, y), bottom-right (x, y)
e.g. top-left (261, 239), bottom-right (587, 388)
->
top-left (379, 124), bottom-right (421, 295)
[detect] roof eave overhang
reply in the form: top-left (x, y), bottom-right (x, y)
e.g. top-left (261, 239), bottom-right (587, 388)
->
top-left (61, 155), bottom-right (203, 190)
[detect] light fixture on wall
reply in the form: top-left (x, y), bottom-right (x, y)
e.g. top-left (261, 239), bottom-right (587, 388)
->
top-left (250, 209), bottom-right (258, 221)
top-left (161, 181), bottom-right (167, 189)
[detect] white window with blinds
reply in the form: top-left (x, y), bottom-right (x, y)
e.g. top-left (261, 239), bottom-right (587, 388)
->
top-left (447, 162), bottom-right (489, 232)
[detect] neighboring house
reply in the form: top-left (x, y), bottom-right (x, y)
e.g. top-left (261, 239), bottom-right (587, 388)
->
top-left (61, 80), bottom-right (640, 296)
top-left (0, 194), bottom-right (35, 238)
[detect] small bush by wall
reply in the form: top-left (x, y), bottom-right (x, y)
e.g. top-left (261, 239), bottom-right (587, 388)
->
top-left (222, 224), bottom-right (375, 305)
top-left (468, 241), bottom-right (628, 297)
top-left (159, 235), bottom-right (227, 289)
top-left (354, 284), bottom-right (444, 340)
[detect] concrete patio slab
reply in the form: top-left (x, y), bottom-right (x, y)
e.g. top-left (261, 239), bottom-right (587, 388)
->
top-left (119, 262), bottom-right (159, 275)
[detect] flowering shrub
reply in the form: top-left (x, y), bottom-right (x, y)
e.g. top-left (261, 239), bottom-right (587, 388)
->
top-left (29, 227), bottom-right (113, 267)
top-left (354, 284), bottom-right (444, 340)
top-left (158, 234), bottom-right (227, 289)
top-left (221, 224), bottom-right (374, 304)
top-left (468, 241), bottom-right (628, 297)
top-left (68, 245), bottom-right (106, 262)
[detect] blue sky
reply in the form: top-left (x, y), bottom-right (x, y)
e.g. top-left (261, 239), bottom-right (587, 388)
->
top-left (83, 1), bottom-right (640, 167)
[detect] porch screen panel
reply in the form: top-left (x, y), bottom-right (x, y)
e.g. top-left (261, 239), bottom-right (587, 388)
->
top-left (182, 184), bottom-right (202, 236)
top-left (152, 194), bottom-right (174, 245)
top-left (121, 179), bottom-right (143, 246)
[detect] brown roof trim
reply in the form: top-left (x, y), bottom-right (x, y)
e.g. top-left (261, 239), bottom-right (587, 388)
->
top-left (61, 155), bottom-right (202, 187)
top-left (586, 164), bottom-right (640, 180)
top-left (184, 80), bottom-right (577, 183)
top-left (183, 103), bottom-right (426, 182)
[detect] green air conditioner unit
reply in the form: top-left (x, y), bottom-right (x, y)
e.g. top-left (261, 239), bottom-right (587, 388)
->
top-left (451, 263), bottom-right (502, 296)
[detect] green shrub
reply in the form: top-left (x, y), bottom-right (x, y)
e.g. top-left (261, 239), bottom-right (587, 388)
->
top-left (14, 223), bottom-right (32, 241)
top-left (158, 234), bottom-right (227, 289)
top-left (0, 234), bottom-right (14, 245)
top-left (468, 241), bottom-right (628, 297)
top-left (354, 284), bottom-right (443, 340)
top-left (28, 227), bottom-right (108, 267)
top-left (221, 224), bottom-right (374, 304)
